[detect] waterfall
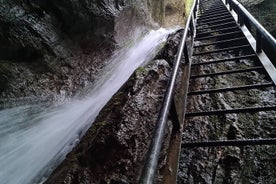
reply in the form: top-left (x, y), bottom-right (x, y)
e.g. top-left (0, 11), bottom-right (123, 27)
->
top-left (0, 28), bottom-right (176, 184)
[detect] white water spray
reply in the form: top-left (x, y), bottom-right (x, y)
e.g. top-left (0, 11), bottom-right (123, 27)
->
top-left (0, 28), bottom-right (176, 184)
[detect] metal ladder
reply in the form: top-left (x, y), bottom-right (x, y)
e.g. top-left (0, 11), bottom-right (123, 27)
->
top-left (140, 0), bottom-right (276, 183)
top-left (182, 0), bottom-right (276, 148)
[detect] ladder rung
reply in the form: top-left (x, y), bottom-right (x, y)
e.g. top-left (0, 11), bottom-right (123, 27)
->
top-left (198, 12), bottom-right (229, 20)
top-left (194, 37), bottom-right (246, 48)
top-left (201, 8), bottom-right (228, 14)
top-left (198, 17), bottom-right (234, 26)
top-left (188, 83), bottom-right (274, 95)
top-left (199, 9), bottom-right (228, 16)
top-left (196, 26), bottom-right (239, 37)
top-left (193, 45), bottom-right (251, 56)
top-left (195, 31), bottom-right (242, 41)
top-left (197, 22), bottom-right (237, 31)
top-left (185, 106), bottom-right (276, 117)
top-left (191, 55), bottom-right (257, 66)
top-left (200, 7), bottom-right (227, 14)
top-left (198, 14), bottom-right (232, 23)
top-left (182, 138), bottom-right (276, 147)
top-left (197, 12), bottom-right (230, 21)
top-left (203, 5), bottom-right (226, 10)
top-left (190, 66), bottom-right (263, 78)
top-left (197, 21), bottom-right (237, 31)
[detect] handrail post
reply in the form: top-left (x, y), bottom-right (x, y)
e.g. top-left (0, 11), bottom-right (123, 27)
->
top-left (256, 30), bottom-right (263, 53)
top-left (193, 4), bottom-right (197, 18)
top-left (190, 15), bottom-right (195, 38)
top-left (237, 7), bottom-right (244, 26)
top-left (222, 0), bottom-right (276, 80)
top-left (229, 1), bottom-right (233, 11)
top-left (224, 0), bottom-right (276, 61)
top-left (184, 44), bottom-right (190, 64)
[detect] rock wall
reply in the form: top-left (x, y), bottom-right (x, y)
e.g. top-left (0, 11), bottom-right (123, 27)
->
top-left (0, 0), bottom-right (168, 108)
top-left (44, 29), bottom-right (183, 184)
top-left (239, 0), bottom-right (265, 5)
top-left (239, 0), bottom-right (276, 37)
top-left (0, 0), bottom-right (189, 182)
top-left (45, 59), bottom-right (171, 184)
top-left (164, 0), bottom-right (187, 27)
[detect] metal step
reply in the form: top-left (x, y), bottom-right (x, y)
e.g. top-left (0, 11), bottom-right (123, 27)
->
top-left (200, 8), bottom-right (228, 14)
top-left (202, 5), bottom-right (226, 9)
top-left (194, 37), bottom-right (246, 48)
top-left (197, 11), bottom-right (229, 19)
top-left (197, 12), bottom-right (230, 21)
top-left (199, 7), bottom-right (227, 14)
top-left (196, 26), bottom-right (239, 37)
top-left (193, 45), bottom-right (251, 56)
top-left (197, 21), bottom-right (237, 31)
top-left (197, 22), bottom-right (237, 31)
top-left (182, 138), bottom-right (276, 147)
top-left (198, 17), bottom-right (234, 27)
top-left (185, 106), bottom-right (276, 117)
top-left (188, 83), bottom-right (274, 95)
top-left (191, 54), bottom-right (257, 66)
top-left (190, 66), bottom-right (263, 79)
top-left (199, 9), bottom-right (228, 16)
top-left (197, 14), bottom-right (232, 23)
top-left (195, 31), bottom-right (242, 41)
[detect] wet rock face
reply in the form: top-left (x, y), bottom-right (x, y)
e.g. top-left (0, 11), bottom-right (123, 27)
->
top-left (164, 0), bottom-right (186, 27)
top-left (0, 0), bottom-right (128, 56)
top-left (156, 29), bottom-right (183, 65)
top-left (29, 0), bottom-right (132, 48)
top-left (239, 0), bottom-right (265, 5)
top-left (0, 0), bottom-right (166, 108)
top-left (44, 29), bottom-right (182, 184)
top-left (45, 59), bottom-right (172, 184)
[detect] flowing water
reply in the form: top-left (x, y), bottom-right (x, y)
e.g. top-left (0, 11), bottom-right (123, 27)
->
top-left (0, 28), bottom-right (176, 184)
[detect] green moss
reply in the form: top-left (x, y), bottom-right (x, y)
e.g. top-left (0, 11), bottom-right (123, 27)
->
top-left (99, 121), bottom-right (108, 126)
top-left (148, 0), bottom-right (165, 25)
top-left (185, 0), bottom-right (194, 16)
top-left (135, 66), bottom-right (146, 76)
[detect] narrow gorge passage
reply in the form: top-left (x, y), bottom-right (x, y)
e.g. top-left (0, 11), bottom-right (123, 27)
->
top-left (178, 0), bottom-right (276, 183)
top-left (0, 28), bottom-right (176, 184)
top-left (0, 0), bottom-right (275, 183)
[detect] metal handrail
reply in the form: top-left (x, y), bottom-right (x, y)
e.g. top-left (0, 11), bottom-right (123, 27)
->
top-left (225, 0), bottom-right (276, 64)
top-left (139, 0), bottom-right (198, 183)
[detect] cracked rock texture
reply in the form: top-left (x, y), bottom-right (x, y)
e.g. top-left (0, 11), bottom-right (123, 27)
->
top-left (0, 0), bottom-right (166, 108)
top-left (45, 29), bottom-right (183, 184)
top-left (45, 59), bottom-right (172, 184)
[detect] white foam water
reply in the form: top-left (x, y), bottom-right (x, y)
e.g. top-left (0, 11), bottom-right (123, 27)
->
top-left (0, 28), bottom-right (176, 184)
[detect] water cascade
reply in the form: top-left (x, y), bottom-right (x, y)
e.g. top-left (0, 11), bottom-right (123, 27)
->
top-left (0, 28), bottom-right (176, 184)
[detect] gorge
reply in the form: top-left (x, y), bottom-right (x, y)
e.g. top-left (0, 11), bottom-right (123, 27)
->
top-left (0, 0), bottom-right (275, 184)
